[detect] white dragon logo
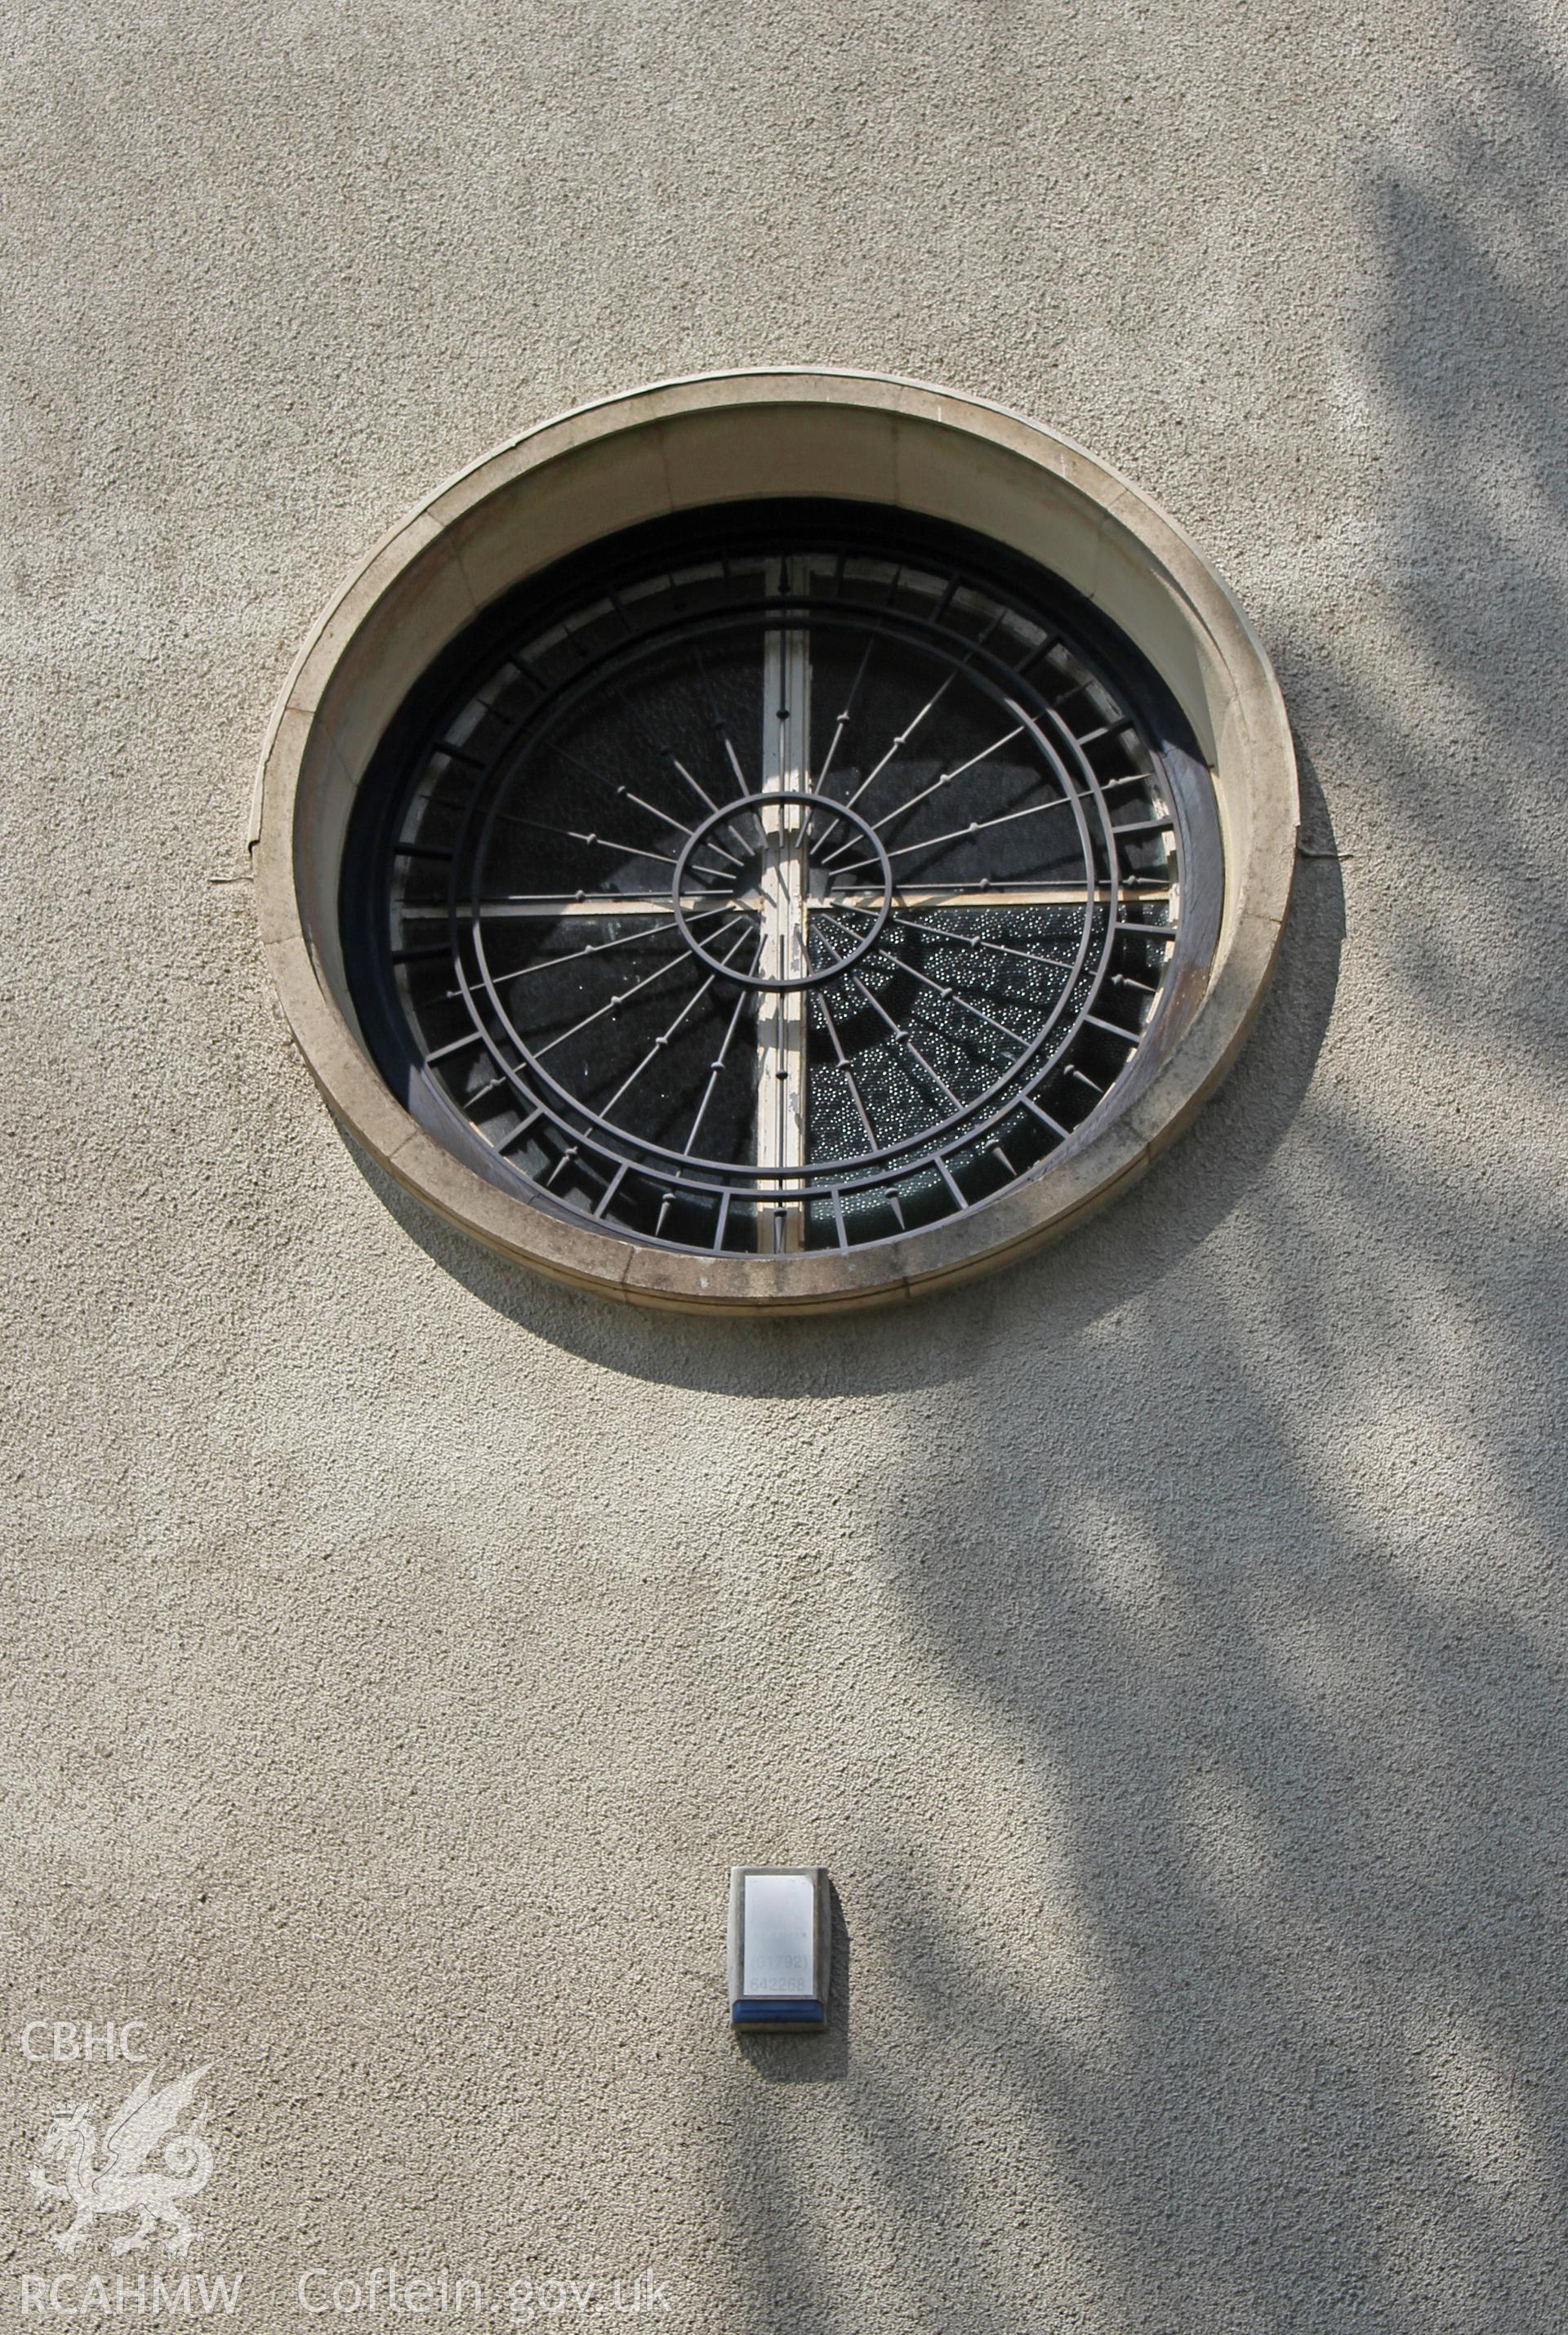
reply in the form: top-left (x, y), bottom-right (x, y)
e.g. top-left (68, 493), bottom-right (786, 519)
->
top-left (29, 2066), bottom-right (216, 2257)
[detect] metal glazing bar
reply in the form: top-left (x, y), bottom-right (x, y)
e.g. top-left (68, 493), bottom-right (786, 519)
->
top-left (599, 920), bottom-right (755, 1119)
top-left (602, 777), bottom-right (743, 867)
top-left (425, 1028), bottom-right (488, 1063)
top-left (491, 810), bottom-right (685, 870)
top-left (533, 911), bottom-right (746, 1059)
top-left (1020, 1093), bottom-right (1072, 1140)
top-left (880, 791), bottom-right (1087, 864)
top-left (684, 938), bottom-right (767, 1151)
top-left (815, 989), bottom-right (881, 1152)
top-left (494, 1102), bottom-right (548, 1156)
top-left (813, 908), bottom-right (1033, 1049)
top-left (822, 885), bottom-right (1172, 909)
top-left (812, 635), bottom-right (876, 797)
top-left (818, 721), bottom-right (1027, 856)
top-left (835, 673), bottom-right (957, 817)
top-left (871, 907), bottom-right (1079, 973)
top-left (407, 892), bottom-right (726, 919)
top-left (829, 757), bottom-right (1170, 875)
top-left (666, 752), bottom-right (723, 817)
top-left (827, 899), bottom-right (1080, 982)
top-left (844, 970), bottom-right (964, 1108)
top-left (537, 736), bottom-right (706, 848)
top-left (690, 646), bottom-right (754, 796)
top-left (592, 1161), bottom-right (630, 1220)
top-left (472, 903), bottom-right (735, 993)
top-left (825, 595), bottom-right (1015, 835)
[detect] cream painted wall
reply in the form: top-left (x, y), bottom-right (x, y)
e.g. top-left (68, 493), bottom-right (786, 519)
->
top-left (2, 4), bottom-right (1565, 2330)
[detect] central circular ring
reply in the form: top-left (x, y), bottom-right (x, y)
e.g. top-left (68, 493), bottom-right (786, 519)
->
top-left (670, 791), bottom-right (895, 991)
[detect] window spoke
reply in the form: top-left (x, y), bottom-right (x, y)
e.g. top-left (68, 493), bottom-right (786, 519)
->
top-left (359, 510), bottom-right (1200, 1257)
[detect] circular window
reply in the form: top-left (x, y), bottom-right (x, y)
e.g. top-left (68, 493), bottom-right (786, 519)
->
top-left (255, 376), bottom-right (1297, 1310)
top-left (342, 503), bottom-right (1219, 1260)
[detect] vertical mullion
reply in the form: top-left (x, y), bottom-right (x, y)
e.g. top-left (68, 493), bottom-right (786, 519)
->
top-left (755, 558), bottom-right (812, 1251)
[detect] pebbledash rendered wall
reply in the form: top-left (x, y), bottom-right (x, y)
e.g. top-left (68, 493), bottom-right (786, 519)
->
top-left (2, 5), bottom-right (1565, 2332)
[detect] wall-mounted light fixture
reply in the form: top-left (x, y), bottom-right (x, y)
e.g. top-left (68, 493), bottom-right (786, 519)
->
top-left (727, 1867), bottom-right (830, 2030)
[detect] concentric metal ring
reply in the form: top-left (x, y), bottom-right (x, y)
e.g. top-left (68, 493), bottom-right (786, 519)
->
top-left (260, 372), bottom-right (1296, 1308)
top-left (342, 500), bottom-right (1220, 1255)
top-left (670, 792), bottom-right (895, 991)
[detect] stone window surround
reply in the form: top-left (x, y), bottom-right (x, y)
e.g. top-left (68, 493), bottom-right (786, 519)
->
top-left (252, 370), bottom-right (1298, 1313)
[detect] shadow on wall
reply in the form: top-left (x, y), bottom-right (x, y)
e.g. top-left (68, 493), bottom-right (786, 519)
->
top-left (692, 20), bottom-right (1568, 2333)
top-left (344, 24), bottom-right (1568, 2322)
top-left (350, 740), bottom-right (1343, 1405)
top-left (732, 1884), bottom-right (851, 2089)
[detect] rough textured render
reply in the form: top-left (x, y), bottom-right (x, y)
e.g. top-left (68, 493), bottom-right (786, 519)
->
top-left (1, 4), bottom-right (1564, 2331)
